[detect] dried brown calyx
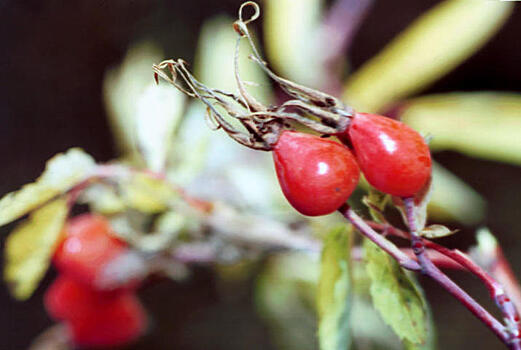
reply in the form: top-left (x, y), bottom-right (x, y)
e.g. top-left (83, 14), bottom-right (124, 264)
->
top-left (153, 1), bottom-right (354, 151)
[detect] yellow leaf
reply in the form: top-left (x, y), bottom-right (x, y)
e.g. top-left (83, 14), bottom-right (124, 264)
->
top-left (264, 0), bottom-right (325, 87)
top-left (343, 0), bottom-right (513, 112)
top-left (0, 148), bottom-right (95, 226)
top-left (4, 198), bottom-right (68, 300)
top-left (121, 173), bottom-right (178, 214)
top-left (429, 162), bottom-right (486, 225)
top-left (401, 92), bottom-right (521, 164)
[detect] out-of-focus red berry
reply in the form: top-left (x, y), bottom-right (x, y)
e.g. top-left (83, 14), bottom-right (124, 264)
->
top-left (66, 292), bottom-right (148, 347)
top-left (44, 275), bottom-right (120, 321)
top-left (53, 214), bottom-right (127, 289)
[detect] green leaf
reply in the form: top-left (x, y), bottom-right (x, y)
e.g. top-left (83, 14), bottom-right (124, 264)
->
top-left (4, 198), bottom-right (68, 300)
top-left (401, 92), bottom-right (521, 165)
top-left (364, 239), bottom-right (428, 346)
top-left (343, 0), bottom-right (513, 112)
top-left (121, 173), bottom-right (178, 214)
top-left (264, 0), bottom-right (325, 87)
top-left (0, 148), bottom-right (95, 226)
top-left (317, 226), bottom-right (353, 350)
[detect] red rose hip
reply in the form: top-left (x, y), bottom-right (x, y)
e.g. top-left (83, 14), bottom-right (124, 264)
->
top-left (53, 214), bottom-right (128, 289)
top-left (346, 113), bottom-right (432, 197)
top-left (67, 292), bottom-right (148, 347)
top-left (44, 275), bottom-right (121, 321)
top-left (273, 131), bottom-right (360, 216)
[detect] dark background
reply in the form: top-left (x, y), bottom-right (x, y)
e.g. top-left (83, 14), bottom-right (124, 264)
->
top-left (1, 0), bottom-right (520, 349)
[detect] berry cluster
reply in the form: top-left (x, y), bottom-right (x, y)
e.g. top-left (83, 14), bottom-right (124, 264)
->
top-left (44, 214), bottom-right (148, 348)
top-left (273, 113), bottom-right (432, 216)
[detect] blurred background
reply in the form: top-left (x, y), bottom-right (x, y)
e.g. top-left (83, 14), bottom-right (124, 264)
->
top-left (1, 0), bottom-right (520, 349)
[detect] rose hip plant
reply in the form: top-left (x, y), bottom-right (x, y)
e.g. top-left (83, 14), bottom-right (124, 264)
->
top-left (1, 1), bottom-right (520, 349)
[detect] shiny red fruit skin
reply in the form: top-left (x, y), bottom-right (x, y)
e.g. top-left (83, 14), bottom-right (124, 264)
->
top-left (53, 214), bottom-right (127, 289)
top-left (273, 131), bottom-right (360, 216)
top-left (346, 113), bottom-right (432, 197)
top-left (44, 275), bottom-right (122, 321)
top-left (67, 292), bottom-right (147, 347)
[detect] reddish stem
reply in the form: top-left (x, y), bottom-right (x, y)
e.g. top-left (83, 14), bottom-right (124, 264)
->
top-left (338, 204), bottom-right (420, 271)
top-left (403, 197), bottom-right (516, 348)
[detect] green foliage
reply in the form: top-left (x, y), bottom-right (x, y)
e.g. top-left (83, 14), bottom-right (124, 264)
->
top-left (256, 253), bottom-right (319, 350)
top-left (4, 198), bottom-right (68, 300)
top-left (317, 226), bottom-right (353, 350)
top-left (0, 148), bottom-right (95, 227)
top-left (364, 239), bottom-right (428, 346)
top-left (343, 0), bottom-right (513, 112)
top-left (401, 92), bottom-right (521, 165)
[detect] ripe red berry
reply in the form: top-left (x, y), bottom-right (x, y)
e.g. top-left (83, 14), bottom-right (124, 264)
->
top-left (53, 214), bottom-right (128, 289)
top-left (345, 113), bottom-right (432, 197)
top-left (67, 292), bottom-right (147, 347)
top-left (273, 131), bottom-right (360, 216)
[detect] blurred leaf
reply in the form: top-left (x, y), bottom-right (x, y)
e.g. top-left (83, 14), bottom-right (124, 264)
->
top-left (401, 92), bottom-right (521, 164)
top-left (0, 148), bottom-right (95, 226)
top-left (4, 198), bottom-right (68, 300)
top-left (121, 173), bottom-right (178, 214)
top-left (256, 253), bottom-right (319, 350)
top-left (421, 224), bottom-right (457, 239)
top-left (317, 225), bottom-right (353, 350)
top-left (264, 0), bottom-right (325, 87)
top-left (79, 183), bottom-right (126, 215)
top-left (135, 83), bottom-right (185, 172)
top-left (364, 239), bottom-right (428, 346)
top-left (429, 162), bottom-right (486, 225)
top-left (104, 41), bottom-right (167, 161)
top-left (344, 0), bottom-right (513, 112)
top-left (195, 16), bottom-right (272, 104)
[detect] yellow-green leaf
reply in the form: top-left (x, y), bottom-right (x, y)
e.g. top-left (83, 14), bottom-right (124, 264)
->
top-left (401, 92), bottom-right (521, 164)
top-left (4, 198), bottom-right (68, 300)
top-left (121, 173), bottom-right (178, 214)
top-left (79, 183), bottom-right (126, 215)
top-left (264, 0), bottom-right (325, 87)
top-left (364, 239), bottom-right (428, 345)
top-left (421, 224), bottom-right (457, 239)
top-left (429, 162), bottom-right (486, 225)
top-left (317, 225), bottom-right (353, 350)
top-left (0, 148), bottom-right (95, 226)
top-left (343, 0), bottom-right (513, 112)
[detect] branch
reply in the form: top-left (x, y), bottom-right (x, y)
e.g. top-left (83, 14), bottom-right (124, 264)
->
top-left (403, 197), bottom-right (515, 348)
top-left (338, 204), bottom-right (420, 270)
